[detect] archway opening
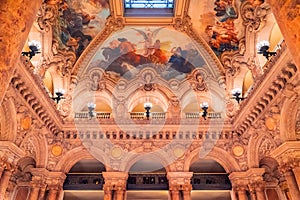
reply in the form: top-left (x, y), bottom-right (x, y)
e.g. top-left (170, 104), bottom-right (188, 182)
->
top-left (63, 159), bottom-right (106, 200)
top-left (126, 158), bottom-right (169, 200)
top-left (189, 159), bottom-right (232, 200)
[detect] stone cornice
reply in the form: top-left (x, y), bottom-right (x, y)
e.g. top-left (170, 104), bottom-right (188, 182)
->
top-left (0, 141), bottom-right (26, 165)
top-left (232, 42), bottom-right (297, 135)
top-left (270, 141), bottom-right (300, 159)
top-left (11, 57), bottom-right (63, 134)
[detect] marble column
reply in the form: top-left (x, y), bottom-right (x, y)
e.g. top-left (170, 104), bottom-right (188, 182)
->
top-left (284, 170), bottom-right (300, 200)
top-left (47, 188), bottom-right (58, 200)
top-left (167, 172), bottom-right (193, 200)
top-left (116, 189), bottom-right (124, 200)
top-left (292, 166), bottom-right (300, 190)
top-left (279, 180), bottom-right (289, 200)
top-left (0, 170), bottom-right (12, 200)
top-left (102, 172), bottom-right (128, 200)
top-left (170, 190), bottom-right (180, 200)
top-left (29, 186), bottom-right (40, 200)
top-left (248, 185), bottom-right (257, 200)
top-left (39, 185), bottom-right (47, 200)
top-left (256, 187), bottom-right (266, 200)
top-left (103, 187), bottom-right (112, 200)
top-left (183, 190), bottom-right (191, 200)
top-left (236, 186), bottom-right (248, 200)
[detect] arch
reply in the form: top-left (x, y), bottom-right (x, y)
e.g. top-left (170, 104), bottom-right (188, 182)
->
top-left (128, 158), bottom-right (166, 172)
top-left (184, 147), bottom-right (241, 173)
top-left (248, 132), bottom-right (277, 168)
top-left (55, 147), bottom-right (105, 173)
top-left (20, 132), bottom-right (48, 168)
top-left (119, 151), bottom-right (172, 172)
top-left (0, 97), bottom-right (17, 141)
top-left (127, 89), bottom-right (169, 112)
top-left (72, 87), bottom-right (113, 112)
top-left (280, 96), bottom-right (300, 141)
top-left (73, 26), bottom-right (225, 84)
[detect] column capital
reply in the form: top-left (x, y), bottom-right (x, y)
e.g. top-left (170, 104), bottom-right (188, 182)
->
top-left (0, 141), bottom-right (26, 168)
top-left (45, 171), bottom-right (66, 191)
top-left (102, 172), bottom-right (128, 191)
top-left (270, 141), bottom-right (300, 172)
top-left (167, 172), bottom-right (193, 191)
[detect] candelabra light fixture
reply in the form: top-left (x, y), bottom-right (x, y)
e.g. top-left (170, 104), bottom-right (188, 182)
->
top-left (144, 102), bottom-right (153, 120)
top-left (87, 102), bottom-right (96, 119)
top-left (200, 102), bottom-right (209, 120)
top-left (231, 88), bottom-right (244, 103)
top-left (52, 89), bottom-right (65, 103)
top-left (21, 40), bottom-right (41, 60)
top-left (256, 40), bottom-right (277, 60)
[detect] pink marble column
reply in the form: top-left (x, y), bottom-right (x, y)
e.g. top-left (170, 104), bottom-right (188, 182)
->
top-left (116, 190), bottom-right (124, 200)
top-left (170, 190), bottom-right (180, 200)
top-left (256, 187), bottom-right (266, 200)
top-left (47, 189), bottom-right (58, 200)
top-left (236, 187), bottom-right (248, 200)
top-left (0, 170), bottom-right (12, 200)
top-left (29, 186), bottom-right (40, 200)
top-left (183, 190), bottom-right (191, 200)
top-left (292, 166), bottom-right (300, 190)
top-left (284, 170), bottom-right (300, 200)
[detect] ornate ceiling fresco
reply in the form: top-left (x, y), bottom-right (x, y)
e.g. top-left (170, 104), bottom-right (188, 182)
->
top-left (189, 0), bottom-right (265, 57)
top-left (53, 0), bottom-right (110, 58)
top-left (87, 26), bottom-right (206, 81)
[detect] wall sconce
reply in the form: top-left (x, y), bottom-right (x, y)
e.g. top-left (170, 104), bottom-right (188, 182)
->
top-left (144, 102), bottom-right (152, 120)
top-left (200, 102), bottom-right (209, 120)
top-left (21, 40), bottom-right (41, 60)
top-left (231, 88), bottom-right (244, 103)
top-left (52, 89), bottom-right (65, 103)
top-left (87, 102), bottom-right (96, 119)
top-left (256, 40), bottom-right (276, 60)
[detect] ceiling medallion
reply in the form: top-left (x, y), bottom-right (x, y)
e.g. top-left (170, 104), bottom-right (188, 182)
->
top-left (173, 147), bottom-right (185, 158)
top-left (232, 145), bottom-right (244, 157)
top-left (51, 144), bottom-right (63, 157)
top-left (111, 147), bottom-right (123, 159)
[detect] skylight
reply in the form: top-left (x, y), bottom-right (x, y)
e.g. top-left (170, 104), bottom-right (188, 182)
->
top-left (125, 0), bottom-right (174, 9)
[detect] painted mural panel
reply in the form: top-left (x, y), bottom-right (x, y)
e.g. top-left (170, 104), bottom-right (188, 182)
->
top-left (89, 27), bottom-right (206, 80)
top-left (189, 0), bottom-right (265, 57)
top-left (55, 0), bottom-right (110, 58)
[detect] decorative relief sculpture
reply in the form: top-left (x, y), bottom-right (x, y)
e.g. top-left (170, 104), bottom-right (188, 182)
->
top-left (37, 2), bottom-right (58, 32)
top-left (240, 1), bottom-right (270, 32)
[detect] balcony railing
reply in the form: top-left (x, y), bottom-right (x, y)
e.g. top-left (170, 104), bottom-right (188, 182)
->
top-left (74, 112), bottom-right (222, 120)
top-left (192, 173), bottom-right (231, 190)
top-left (63, 173), bottom-right (104, 190)
top-left (74, 112), bottom-right (111, 119)
top-left (127, 173), bottom-right (168, 190)
top-left (185, 112), bottom-right (222, 119)
top-left (129, 112), bottom-right (166, 120)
